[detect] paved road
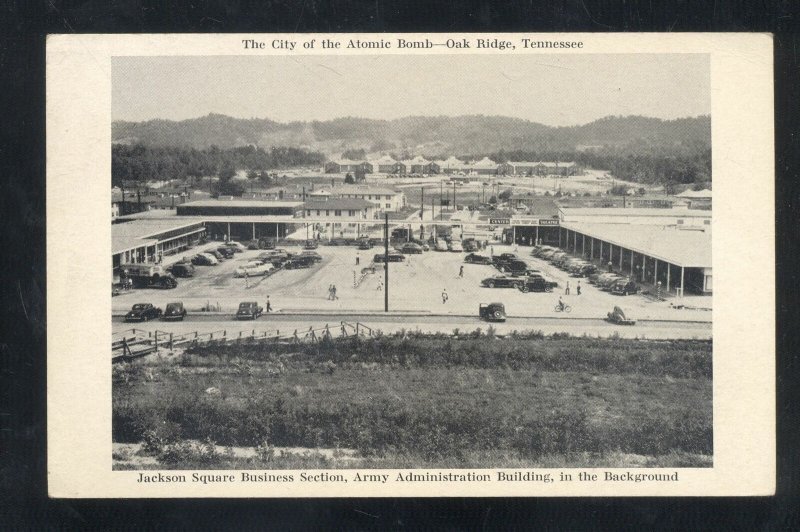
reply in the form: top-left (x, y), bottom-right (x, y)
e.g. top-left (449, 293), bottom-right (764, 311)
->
top-left (113, 313), bottom-right (711, 340)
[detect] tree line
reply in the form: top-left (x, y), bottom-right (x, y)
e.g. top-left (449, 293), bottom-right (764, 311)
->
top-left (484, 146), bottom-right (711, 188)
top-left (111, 144), bottom-right (326, 186)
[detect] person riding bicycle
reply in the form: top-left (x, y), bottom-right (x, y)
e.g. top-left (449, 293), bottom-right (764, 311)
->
top-left (558, 296), bottom-right (565, 311)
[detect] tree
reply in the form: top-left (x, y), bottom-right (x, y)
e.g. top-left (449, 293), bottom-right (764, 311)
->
top-left (354, 167), bottom-right (366, 182)
top-left (218, 163), bottom-right (236, 181)
top-left (344, 173), bottom-right (355, 184)
top-left (212, 179), bottom-right (245, 197)
top-left (488, 195), bottom-right (497, 204)
top-left (498, 188), bottom-right (513, 201)
top-left (342, 148), bottom-right (366, 160)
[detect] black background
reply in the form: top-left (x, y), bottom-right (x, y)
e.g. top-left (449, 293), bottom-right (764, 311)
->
top-left (1, 1), bottom-right (798, 528)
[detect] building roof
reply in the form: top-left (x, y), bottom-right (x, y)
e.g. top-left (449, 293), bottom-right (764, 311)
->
top-left (471, 157), bottom-right (498, 168)
top-left (331, 185), bottom-right (400, 196)
top-left (303, 198), bottom-right (375, 210)
top-left (112, 219), bottom-right (205, 254)
top-left (328, 158), bottom-right (366, 166)
top-left (676, 188), bottom-right (713, 199)
top-left (179, 199), bottom-right (303, 209)
top-left (561, 222), bottom-right (711, 268)
top-left (559, 207), bottom-right (711, 219)
top-left (506, 161), bottom-right (540, 167)
top-left (540, 161), bottom-right (577, 168)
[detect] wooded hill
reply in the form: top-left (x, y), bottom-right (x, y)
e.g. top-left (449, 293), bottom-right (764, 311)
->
top-left (113, 113), bottom-right (711, 159)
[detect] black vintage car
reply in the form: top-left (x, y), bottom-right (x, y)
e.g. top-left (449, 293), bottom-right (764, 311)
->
top-left (303, 239), bottom-right (319, 250)
top-left (481, 275), bottom-right (523, 289)
top-left (464, 253), bottom-right (493, 265)
top-left (216, 246), bottom-right (236, 259)
top-left (610, 280), bottom-right (639, 296)
top-left (479, 302), bottom-right (506, 322)
top-left (299, 250), bottom-right (323, 262)
top-left (236, 301), bottom-right (263, 320)
top-left (492, 253), bottom-right (519, 269)
top-left (518, 277), bottom-right (557, 293)
top-left (124, 303), bottom-right (162, 322)
top-left (284, 255), bottom-right (315, 269)
top-left (374, 252), bottom-right (405, 263)
top-left (162, 302), bottom-right (187, 321)
top-left (169, 262), bottom-right (195, 278)
top-left (357, 239), bottom-right (373, 250)
top-left (400, 243), bottom-right (424, 254)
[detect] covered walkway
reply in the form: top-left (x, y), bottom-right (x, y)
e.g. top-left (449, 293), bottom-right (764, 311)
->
top-left (559, 223), bottom-right (712, 297)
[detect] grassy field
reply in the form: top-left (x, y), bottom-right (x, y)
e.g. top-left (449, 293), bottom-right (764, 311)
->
top-left (113, 332), bottom-right (712, 469)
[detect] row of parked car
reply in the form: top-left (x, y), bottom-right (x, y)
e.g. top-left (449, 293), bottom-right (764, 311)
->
top-left (123, 301), bottom-right (268, 322)
top-left (531, 246), bottom-right (639, 296)
top-left (462, 251), bottom-right (560, 293)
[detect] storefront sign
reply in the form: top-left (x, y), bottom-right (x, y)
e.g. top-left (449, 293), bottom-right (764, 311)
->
top-left (489, 218), bottom-right (510, 225)
top-left (539, 219), bottom-right (559, 226)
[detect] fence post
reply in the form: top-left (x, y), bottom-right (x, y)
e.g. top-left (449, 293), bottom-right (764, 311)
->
top-left (169, 333), bottom-right (173, 349)
top-left (154, 331), bottom-right (158, 351)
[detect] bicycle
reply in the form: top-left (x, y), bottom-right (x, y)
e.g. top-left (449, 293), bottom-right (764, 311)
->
top-left (553, 304), bottom-right (572, 313)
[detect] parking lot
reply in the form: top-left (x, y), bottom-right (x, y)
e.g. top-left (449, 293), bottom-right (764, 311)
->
top-left (112, 242), bottom-right (712, 323)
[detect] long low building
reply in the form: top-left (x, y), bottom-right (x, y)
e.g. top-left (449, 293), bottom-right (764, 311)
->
top-left (558, 223), bottom-right (712, 295)
top-left (112, 219), bottom-right (207, 273)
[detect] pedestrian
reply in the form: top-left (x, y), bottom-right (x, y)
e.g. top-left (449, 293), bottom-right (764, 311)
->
top-left (576, 281), bottom-right (581, 295)
top-left (607, 261), bottom-right (613, 273)
top-left (327, 284), bottom-right (333, 300)
top-left (565, 281), bottom-right (570, 295)
top-left (458, 265), bottom-right (464, 278)
top-left (355, 252), bottom-right (360, 266)
top-left (441, 288), bottom-right (449, 304)
top-left (490, 245), bottom-right (494, 256)
top-left (332, 284), bottom-right (338, 300)
top-left (266, 296), bottom-right (272, 313)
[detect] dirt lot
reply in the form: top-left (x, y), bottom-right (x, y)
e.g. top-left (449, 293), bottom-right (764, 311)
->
top-left (113, 242), bottom-right (711, 322)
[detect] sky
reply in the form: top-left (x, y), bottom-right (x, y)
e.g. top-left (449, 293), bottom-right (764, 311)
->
top-left (112, 54), bottom-right (710, 126)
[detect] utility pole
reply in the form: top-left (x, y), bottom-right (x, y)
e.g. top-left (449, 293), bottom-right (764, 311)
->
top-left (384, 213), bottom-right (389, 312)
top-left (453, 182), bottom-right (457, 212)
top-left (420, 186), bottom-right (424, 219)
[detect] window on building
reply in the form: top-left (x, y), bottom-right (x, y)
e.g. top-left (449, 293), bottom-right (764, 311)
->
top-left (325, 210), bottom-right (330, 216)
top-left (316, 210), bottom-right (320, 216)
top-left (386, 203), bottom-right (391, 208)
top-left (677, 219), bottom-right (684, 225)
top-left (704, 220), bottom-right (711, 225)
top-left (333, 210), bottom-right (340, 216)
top-left (348, 210), bottom-right (355, 216)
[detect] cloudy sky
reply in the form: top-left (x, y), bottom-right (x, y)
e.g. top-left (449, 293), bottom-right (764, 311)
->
top-left (112, 54), bottom-right (710, 126)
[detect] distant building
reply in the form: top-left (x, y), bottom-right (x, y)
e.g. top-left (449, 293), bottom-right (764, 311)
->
top-left (324, 159), bottom-right (371, 174)
top-left (434, 156), bottom-right (466, 175)
top-left (468, 157), bottom-right (499, 175)
top-left (369, 155), bottom-right (404, 174)
top-left (401, 156), bottom-right (433, 174)
top-left (303, 198), bottom-right (376, 220)
top-left (329, 185), bottom-right (406, 212)
top-left (112, 191), bottom-right (153, 219)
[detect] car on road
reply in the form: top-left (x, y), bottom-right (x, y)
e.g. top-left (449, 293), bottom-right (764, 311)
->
top-left (124, 303), bottom-right (162, 322)
top-left (284, 255), bottom-right (316, 269)
top-left (191, 253), bottom-right (218, 266)
top-left (234, 261), bottom-right (275, 277)
top-left (464, 253), bottom-right (493, 265)
top-left (236, 301), bottom-right (263, 320)
top-left (479, 302), bottom-right (507, 322)
top-left (374, 252), bottom-right (405, 263)
top-left (433, 240), bottom-right (449, 252)
top-left (449, 240), bottom-right (464, 252)
top-left (607, 305), bottom-right (636, 325)
top-left (303, 239), bottom-right (319, 250)
top-left (400, 243), bottom-right (424, 254)
top-left (299, 250), bottom-right (323, 262)
top-left (491, 253), bottom-right (519, 269)
top-left (610, 279), bottom-right (639, 296)
top-left (518, 277), bottom-right (556, 293)
top-left (162, 302), bottom-right (187, 321)
top-left (498, 259), bottom-right (537, 276)
top-left (168, 262), bottom-right (195, 278)
top-left (480, 275), bottom-right (523, 289)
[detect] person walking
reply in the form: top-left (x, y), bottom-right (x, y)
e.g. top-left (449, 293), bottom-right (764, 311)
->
top-left (490, 245), bottom-right (494, 256)
top-left (355, 252), bottom-right (360, 266)
top-left (576, 281), bottom-right (581, 295)
top-left (266, 296), bottom-right (272, 313)
top-left (565, 281), bottom-right (570, 295)
top-left (607, 261), bottom-right (613, 273)
top-left (458, 265), bottom-right (464, 278)
top-left (331, 284), bottom-right (338, 300)
top-left (327, 284), bottom-right (334, 300)
top-left (441, 288), bottom-right (449, 304)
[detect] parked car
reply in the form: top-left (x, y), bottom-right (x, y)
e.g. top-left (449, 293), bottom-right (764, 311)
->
top-left (374, 252), bottom-right (405, 263)
top-left (571, 264), bottom-right (597, 277)
top-left (492, 253), bottom-right (519, 269)
top-left (300, 250), bottom-right (323, 262)
top-left (162, 302), bottom-right (187, 321)
top-left (599, 275), bottom-right (626, 291)
top-left (400, 243), bottom-right (424, 254)
top-left (518, 277), bottom-right (557, 293)
top-left (245, 240), bottom-right (260, 250)
top-left (222, 241), bottom-right (246, 253)
top-left (481, 275), bottom-right (523, 289)
top-left (258, 249), bottom-right (293, 264)
top-left (464, 253), bottom-right (493, 265)
top-left (479, 302), bottom-right (507, 322)
top-left (124, 303), bottom-right (162, 322)
top-left (589, 272), bottom-right (618, 285)
top-left (610, 279), bottom-right (639, 296)
top-left (530, 246), bottom-right (555, 257)
top-left (234, 261), bottom-right (274, 277)
top-left (303, 239), bottom-right (319, 250)
top-left (169, 262), bottom-right (195, 278)
top-left (258, 238), bottom-right (276, 250)
top-left (191, 253), bottom-right (217, 266)
top-left (449, 240), bottom-right (464, 252)
top-left (357, 239), bottom-right (373, 250)
top-left (284, 255), bottom-right (315, 269)
top-left (607, 305), bottom-right (636, 325)
top-left (207, 249), bottom-right (226, 261)
top-left (498, 259), bottom-right (535, 276)
top-left (236, 301), bottom-right (263, 320)
top-left (463, 239), bottom-right (479, 252)
top-left (434, 240), bottom-right (449, 252)
top-left (216, 246), bottom-right (236, 259)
